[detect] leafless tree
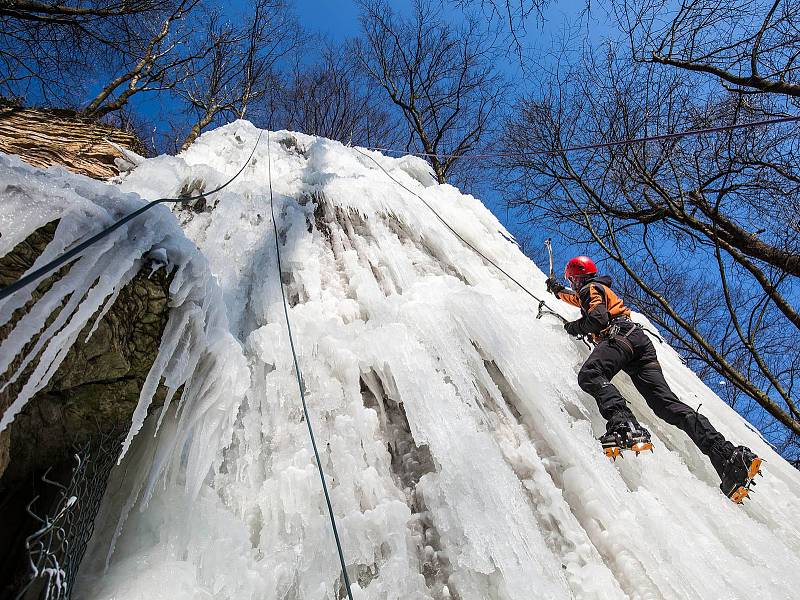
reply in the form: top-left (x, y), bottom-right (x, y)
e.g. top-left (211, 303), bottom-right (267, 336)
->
top-left (453, 0), bottom-right (554, 58)
top-left (82, 0), bottom-right (202, 119)
top-left (0, 1), bottom-right (180, 105)
top-left (0, 1), bottom-right (164, 21)
top-left (355, 0), bottom-right (506, 184)
top-left (615, 0), bottom-right (800, 100)
top-left (499, 44), bottom-right (800, 461)
top-left (175, 0), bottom-right (300, 150)
top-left (273, 43), bottom-right (399, 147)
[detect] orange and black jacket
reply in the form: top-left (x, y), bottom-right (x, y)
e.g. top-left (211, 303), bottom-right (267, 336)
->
top-left (557, 275), bottom-right (631, 339)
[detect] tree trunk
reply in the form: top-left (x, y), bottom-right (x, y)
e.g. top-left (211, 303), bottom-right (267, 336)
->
top-left (181, 110), bottom-right (215, 151)
top-left (0, 101), bottom-right (144, 179)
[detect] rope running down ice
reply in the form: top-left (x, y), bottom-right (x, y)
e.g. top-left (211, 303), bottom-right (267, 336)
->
top-left (0, 132), bottom-right (262, 303)
top-left (354, 150), bottom-right (667, 347)
top-left (266, 131), bottom-right (355, 600)
top-left (351, 147), bottom-right (574, 333)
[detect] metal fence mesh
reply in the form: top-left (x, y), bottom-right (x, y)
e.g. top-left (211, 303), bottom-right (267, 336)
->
top-left (15, 430), bottom-right (124, 600)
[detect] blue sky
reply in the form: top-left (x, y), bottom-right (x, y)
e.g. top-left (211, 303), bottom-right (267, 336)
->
top-left (293, 0), bottom-right (363, 37)
top-left (129, 0), bottom-right (598, 231)
top-left (262, 1), bottom-right (607, 234)
top-left (288, 0), bottom-right (604, 44)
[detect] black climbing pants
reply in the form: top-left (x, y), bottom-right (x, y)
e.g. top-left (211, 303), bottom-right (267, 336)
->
top-left (577, 325), bottom-right (726, 457)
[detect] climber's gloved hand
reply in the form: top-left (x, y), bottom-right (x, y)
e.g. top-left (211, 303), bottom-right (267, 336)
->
top-left (564, 320), bottom-right (582, 337)
top-left (546, 277), bottom-right (565, 295)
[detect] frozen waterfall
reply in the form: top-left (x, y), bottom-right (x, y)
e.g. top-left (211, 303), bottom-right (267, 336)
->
top-left (2, 122), bottom-right (800, 599)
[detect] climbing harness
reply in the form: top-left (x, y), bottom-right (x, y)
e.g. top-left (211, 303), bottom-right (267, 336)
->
top-left (266, 132), bottom-right (355, 600)
top-left (605, 319), bottom-right (639, 344)
top-left (605, 317), bottom-right (664, 345)
top-left (352, 147), bottom-right (593, 350)
top-left (0, 133), bottom-right (262, 303)
top-left (582, 281), bottom-right (665, 346)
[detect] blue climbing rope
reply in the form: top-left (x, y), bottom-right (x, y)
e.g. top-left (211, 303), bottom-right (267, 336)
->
top-left (265, 131), bottom-right (355, 600)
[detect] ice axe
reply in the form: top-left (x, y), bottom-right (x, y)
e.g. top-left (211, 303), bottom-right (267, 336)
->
top-left (545, 237), bottom-right (555, 280)
top-left (539, 238), bottom-right (592, 349)
top-left (536, 237), bottom-right (566, 323)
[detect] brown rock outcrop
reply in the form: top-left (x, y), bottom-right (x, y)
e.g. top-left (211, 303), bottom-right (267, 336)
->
top-left (0, 221), bottom-right (171, 478)
top-left (0, 101), bottom-right (145, 179)
top-left (0, 221), bottom-right (172, 593)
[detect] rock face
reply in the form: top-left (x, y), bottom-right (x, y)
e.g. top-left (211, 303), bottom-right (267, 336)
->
top-left (0, 101), bottom-right (144, 179)
top-left (0, 221), bottom-right (171, 593)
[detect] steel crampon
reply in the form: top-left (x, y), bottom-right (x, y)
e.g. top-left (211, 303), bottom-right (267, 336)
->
top-left (729, 458), bottom-right (764, 504)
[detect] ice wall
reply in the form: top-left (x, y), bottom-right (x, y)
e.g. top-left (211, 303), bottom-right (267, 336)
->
top-left (0, 152), bottom-right (248, 532)
top-left (3, 122), bottom-right (800, 600)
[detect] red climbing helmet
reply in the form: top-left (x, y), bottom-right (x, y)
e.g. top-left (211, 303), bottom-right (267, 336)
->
top-left (564, 256), bottom-right (598, 289)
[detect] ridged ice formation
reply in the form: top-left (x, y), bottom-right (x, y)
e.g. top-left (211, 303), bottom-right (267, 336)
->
top-left (3, 123), bottom-right (800, 599)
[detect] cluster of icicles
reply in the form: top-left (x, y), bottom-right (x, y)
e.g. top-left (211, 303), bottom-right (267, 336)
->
top-left (0, 152), bottom-right (249, 511)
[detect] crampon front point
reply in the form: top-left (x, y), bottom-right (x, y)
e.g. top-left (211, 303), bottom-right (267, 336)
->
top-left (601, 423), bottom-right (654, 460)
top-left (725, 457), bottom-right (764, 504)
top-left (603, 440), bottom-right (654, 460)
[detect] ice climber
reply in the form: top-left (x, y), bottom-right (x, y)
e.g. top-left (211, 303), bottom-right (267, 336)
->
top-left (545, 256), bottom-right (763, 503)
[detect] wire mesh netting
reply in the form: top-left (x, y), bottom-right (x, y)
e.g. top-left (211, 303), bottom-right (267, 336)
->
top-left (15, 429), bottom-right (124, 600)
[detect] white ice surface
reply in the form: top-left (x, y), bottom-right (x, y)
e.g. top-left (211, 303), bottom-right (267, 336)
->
top-left (0, 152), bottom-right (248, 517)
top-left (2, 123), bottom-right (800, 600)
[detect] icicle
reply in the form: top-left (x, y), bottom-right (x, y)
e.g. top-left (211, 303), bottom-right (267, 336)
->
top-left (146, 247), bottom-right (169, 277)
top-left (3, 125), bottom-right (794, 600)
top-left (84, 260), bottom-right (141, 343)
top-left (0, 153), bottom-right (248, 499)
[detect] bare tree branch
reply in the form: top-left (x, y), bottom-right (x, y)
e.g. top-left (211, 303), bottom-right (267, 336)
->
top-left (175, 0), bottom-right (300, 150)
top-left (498, 43), bottom-right (800, 455)
top-left (356, 0), bottom-right (506, 184)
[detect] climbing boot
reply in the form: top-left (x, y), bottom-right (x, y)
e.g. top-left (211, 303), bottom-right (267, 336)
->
top-left (600, 421), bottom-right (653, 460)
top-left (719, 446), bottom-right (763, 504)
